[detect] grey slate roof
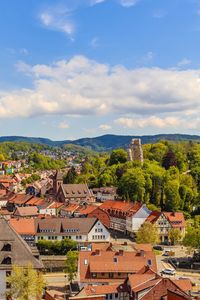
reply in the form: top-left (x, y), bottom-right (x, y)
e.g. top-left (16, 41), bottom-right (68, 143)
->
top-left (36, 217), bottom-right (97, 236)
top-left (0, 218), bottom-right (43, 270)
top-left (61, 183), bottom-right (93, 199)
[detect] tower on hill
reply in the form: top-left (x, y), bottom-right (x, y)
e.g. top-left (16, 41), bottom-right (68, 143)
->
top-left (128, 138), bottom-right (143, 164)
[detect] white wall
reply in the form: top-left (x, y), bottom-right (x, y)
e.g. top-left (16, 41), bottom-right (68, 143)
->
top-left (126, 205), bottom-right (151, 233)
top-left (88, 220), bottom-right (110, 242)
top-left (39, 208), bottom-right (56, 215)
top-left (0, 269), bottom-right (7, 300)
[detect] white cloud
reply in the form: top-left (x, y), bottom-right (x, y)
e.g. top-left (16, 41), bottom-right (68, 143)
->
top-left (0, 55), bottom-right (200, 130)
top-left (153, 10), bottom-right (166, 19)
top-left (39, 6), bottom-right (75, 38)
top-left (177, 58), bottom-right (191, 67)
top-left (119, 0), bottom-right (139, 7)
top-left (90, 0), bottom-right (106, 5)
top-left (115, 116), bottom-right (200, 130)
top-left (99, 124), bottom-right (111, 130)
top-left (20, 48), bottom-right (29, 55)
top-left (58, 121), bottom-right (70, 129)
top-left (90, 37), bottom-right (100, 48)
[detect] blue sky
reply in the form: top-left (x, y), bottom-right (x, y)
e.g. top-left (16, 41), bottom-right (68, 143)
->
top-left (0, 0), bottom-right (200, 140)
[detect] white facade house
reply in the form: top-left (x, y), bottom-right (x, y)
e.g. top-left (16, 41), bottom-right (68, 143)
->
top-left (33, 217), bottom-right (110, 244)
top-left (126, 205), bottom-right (151, 236)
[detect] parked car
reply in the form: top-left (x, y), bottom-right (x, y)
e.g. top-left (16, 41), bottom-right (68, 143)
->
top-left (161, 268), bottom-right (176, 275)
top-left (153, 245), bottom-right (164, 251)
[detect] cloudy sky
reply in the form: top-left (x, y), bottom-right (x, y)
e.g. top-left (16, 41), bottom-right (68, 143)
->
top-left (0, 0), bottom-right (200, 140)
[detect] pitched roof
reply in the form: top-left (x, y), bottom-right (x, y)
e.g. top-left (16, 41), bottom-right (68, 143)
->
top-left (47, 202), bottom-right (64, 209)
top-left (172, 279), bottom-right (192, 292)
top-left (61, 204), bottom-right (80, 212)
top-left (8, 194), bottom-right (33, 205)
top-left (146, 211), bottom-right (161, 223)
top-left (36, 217), bottom-right (98, 236)
top-left (163, 212), bottom-right (185, 228)
top-left (79, 249), bottom-right (157, 283)
top-left (14, 206), bottom-right (38, 217)
top-left (100, 200), bottom-right (135, 212)
top-left (9, 218), bottom-right (36, 235)
top-left (76, 205), bottom-right (97, 215)
top-left (0, 218), bottom-right (43, 269)
top-left (62, 183), bottom-right (93, 198)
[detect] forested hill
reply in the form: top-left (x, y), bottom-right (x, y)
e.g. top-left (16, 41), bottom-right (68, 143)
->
top-left (0, 134), bottom-right (200, 151)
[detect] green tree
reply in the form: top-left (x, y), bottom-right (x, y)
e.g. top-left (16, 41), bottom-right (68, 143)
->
top-left (118, 168), bottom-right (145, 201)
top-left (168, 228), bottom-right (181, 245)
top-left (109, 149), bottom-right (128, 165)
top-left (37, 239), bottom-right (77, 255)
top-left (162, 149), bottom-right (177, 170)
top-left (6, 264), bottom-right (45, 300)
top-left (164, 179), bottom-right (181, 211)
top-left (65, 251), bottom-right (78, 283)
top-left (64, 167), bottom-right (77, 184)
top-left (136, 222), bottom-right (159, 245)
top-left (183, 227), bottom-right (200, 255)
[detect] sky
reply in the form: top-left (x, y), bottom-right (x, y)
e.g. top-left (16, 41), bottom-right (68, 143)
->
top-left (0, 0), bottom-right (200, 140)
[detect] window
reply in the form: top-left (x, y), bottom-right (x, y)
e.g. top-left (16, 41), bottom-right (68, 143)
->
top-left (109, 294), bottom-right (113, 300)
top-left (2, 244), bottom-right (11, 252)
top-left (147, 259), bottom-right (152, 266)
top-left (92, 273), bottom-right (97, 278)
top-left (115, 294), bottom-right (118, 298)
top-left (113, 257), bottom-right (118, 263)
top-left (109, 273), bottom-right (114, 278)
top-left (2, 257), bottom-right (11, 265)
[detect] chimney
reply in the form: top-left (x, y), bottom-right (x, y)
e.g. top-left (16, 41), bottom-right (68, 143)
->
top-left (95, 249), bottom-right (100, 256)
top-left (118, 250), bottom-right (124, 256)
top-left (140, 250), bottom-right (145, 257)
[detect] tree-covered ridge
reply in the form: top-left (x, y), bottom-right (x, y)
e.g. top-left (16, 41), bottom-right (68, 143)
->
top-left (0, 133), bottom-right (200, 151)
top-left (66, 140), bottom-right (200, 217)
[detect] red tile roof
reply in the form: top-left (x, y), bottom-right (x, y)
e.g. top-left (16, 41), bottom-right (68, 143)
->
top-left (9, 218), bottom-right (36, 235)
top-left (172, 279), bottom-right (192, 292)
top-left (163, 212), bottom-right (185, 228)
top-left (100, 200), bottom-right (136, 212)
top-left (76, 205), bottom-right (97, 215)
top-left (79, 248), bottom-right (157, 283)
top-left (146, 211), bottom-right (161, 223)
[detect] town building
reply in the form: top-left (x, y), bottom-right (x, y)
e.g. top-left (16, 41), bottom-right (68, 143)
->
top-left (92, 187), bottom-right (117, 202)
top-left (146, 211), bottom-right (186, 244)
top-left (100, 201), bottom-right (151, 234)
top-left (78, 246), bottom-right (157, 287)
top-left (0, 218), bottom-right (43, 299)
top-left (9, 217), bottom-right (110, 245)
top-left (52, 171), bottom-right (95, 204)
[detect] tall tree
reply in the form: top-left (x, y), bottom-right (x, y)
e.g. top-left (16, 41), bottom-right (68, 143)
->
top-left (6, 264), bottom-right (45, 300)
top-left (65, 251), bottom-right (78, 283)
top-left (109, 149), bottom-right (128, 165)
top-left (118, 168), bottom-right (145, 201)
top-left (168, 228), bottom-right (181, 245)
top-left (162, 149), bottom-right (177, 170)
top-left (136, 222), bottom-right (159, 245)
top-left (64, 167), bottom-right (77, 184)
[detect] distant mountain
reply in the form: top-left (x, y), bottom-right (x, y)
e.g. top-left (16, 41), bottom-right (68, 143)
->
top-left (0, 134), bottom-right (200, 151)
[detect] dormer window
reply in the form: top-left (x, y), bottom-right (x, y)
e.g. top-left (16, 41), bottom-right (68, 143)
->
top-left (2, 256), bottom-right (11, 265)
top-left (1, 243), bottom-right (11, 252)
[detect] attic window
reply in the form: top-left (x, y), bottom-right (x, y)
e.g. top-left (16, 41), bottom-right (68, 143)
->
top-left (1, 243), bottom-right (11, 252)
top-left (147, 259), bottom-right (152, 266)
top-left (2, 256), bottom-right (11, 265)
top-left (113, 257), bottom-right (118, 263)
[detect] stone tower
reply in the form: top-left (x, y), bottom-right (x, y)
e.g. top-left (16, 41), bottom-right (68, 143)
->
top-left (53, 170), bottom-right (63, 194)
top-left (128, 138), bottom-right (143, 164)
